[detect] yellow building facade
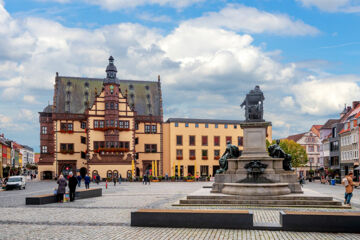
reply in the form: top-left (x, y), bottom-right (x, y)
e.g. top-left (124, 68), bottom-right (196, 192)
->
top-left (163, 119), bottom-right (272, 177)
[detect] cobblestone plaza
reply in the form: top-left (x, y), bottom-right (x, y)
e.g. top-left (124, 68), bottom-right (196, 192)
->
top-left (1, 181), bottom-right (360, 239)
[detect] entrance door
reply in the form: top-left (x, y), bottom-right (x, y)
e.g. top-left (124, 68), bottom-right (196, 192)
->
top-left (80, 167), bottom-right (87, 178)
top-left (61, 164), bottom-right (73, 179)
top-left (187, 165), bottom-right (194, 176)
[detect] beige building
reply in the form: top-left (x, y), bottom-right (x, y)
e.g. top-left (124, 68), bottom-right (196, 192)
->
top-left (163, 118), bottom-right (272, 177)
top-left (38, 57), bottom-right (162, 180)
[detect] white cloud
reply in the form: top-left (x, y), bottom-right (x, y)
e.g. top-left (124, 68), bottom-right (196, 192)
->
top-left (0, 2), bottom-right (358, 146)
top-left (84, 0), bottom-right (204, 10)
top-left (137, 13), bottom-right (172, 23)
top-left (280, 96), bottom-right (295, 109)
top-left (297, 0), bottom-right (360, 13)
top-left (291, 75), bottom-right (360, 115)
top-left (186, 4), bottom-right (319, 36)
top-left (23, 95), bottom-right (37, 104)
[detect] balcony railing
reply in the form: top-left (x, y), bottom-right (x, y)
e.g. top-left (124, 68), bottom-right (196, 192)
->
top-left (60, 150), bottom-right (74, 154)
top-left (93, 127), bottom-right (130, 131)
top-left (94, 148), bottom-right (129, 153)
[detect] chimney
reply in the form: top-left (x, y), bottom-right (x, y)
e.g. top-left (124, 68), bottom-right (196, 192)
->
top-left (353, 101), bottom-right (360, 109)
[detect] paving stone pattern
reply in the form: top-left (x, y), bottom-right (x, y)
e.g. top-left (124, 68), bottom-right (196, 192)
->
top-left (0, 181), bottom-right (360, 239)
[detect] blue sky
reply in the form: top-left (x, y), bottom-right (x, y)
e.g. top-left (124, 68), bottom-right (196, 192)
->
top-left (1, 0), bottom-right (360, 151)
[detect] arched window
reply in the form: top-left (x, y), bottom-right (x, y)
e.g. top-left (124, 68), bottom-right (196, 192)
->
top-left (107, 170), bottom-right (113, 178)
top-left (113, 170), bottom-right (119, 178)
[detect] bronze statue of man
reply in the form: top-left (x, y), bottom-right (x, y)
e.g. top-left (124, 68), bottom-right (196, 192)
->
top-left (216, 141), bottom-right (241, 174)
top-left (268, 140), bottom-right (294, 171)
top-left (240, 86), bottom-right (265, 122)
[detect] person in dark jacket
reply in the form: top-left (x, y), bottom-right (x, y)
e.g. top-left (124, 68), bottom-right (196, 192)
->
top-left (68, 172), bottom-right (77, 202)
top-left (84, 174), bottom-right (91, 189)
top-left (96, 174), bottom-right (100, 185)
top-left (113, 176), bottom-right (117, 186)
top-left (57, 174), bottom-right (67, 202)
top-left (76, 174), bottom-right (82, 188)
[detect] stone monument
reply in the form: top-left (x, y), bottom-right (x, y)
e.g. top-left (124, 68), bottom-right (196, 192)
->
top-left (212, 86), bottom-right (302, 196)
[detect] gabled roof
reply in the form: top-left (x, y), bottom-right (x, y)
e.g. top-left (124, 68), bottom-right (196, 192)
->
top-left (286, 132), bottom-right (306, 142)
top-left (321, 119), bottom-right (339, 129)
top-left (53, 76), bottom-right (162, 117)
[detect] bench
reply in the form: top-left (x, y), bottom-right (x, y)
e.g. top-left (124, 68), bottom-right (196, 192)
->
top-left (280, 211), bottom-right (360, 233)
top-left (26, 188), bottom-right (102, 205)
top-left (131, 209), bottom-right (253, 229)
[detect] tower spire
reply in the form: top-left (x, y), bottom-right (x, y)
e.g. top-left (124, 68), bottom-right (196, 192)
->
top-left (104, 56), bottom-right (120, 85)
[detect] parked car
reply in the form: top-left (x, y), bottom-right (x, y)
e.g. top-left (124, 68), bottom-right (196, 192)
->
top-left (5, 176), bottom-right (26, 190)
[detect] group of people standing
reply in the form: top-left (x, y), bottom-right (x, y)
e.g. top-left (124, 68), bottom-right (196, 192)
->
top-left (56, 173), bottom-right (91, 202)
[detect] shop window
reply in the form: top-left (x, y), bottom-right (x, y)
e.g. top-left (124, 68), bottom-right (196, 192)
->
top-left (200, 165), bottom-right (209, 176)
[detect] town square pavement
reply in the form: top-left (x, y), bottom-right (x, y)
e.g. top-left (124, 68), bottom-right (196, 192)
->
top-left (0, 180), bottom-right (359, 240)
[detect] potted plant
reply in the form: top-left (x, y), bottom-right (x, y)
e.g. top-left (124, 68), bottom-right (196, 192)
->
top-left (207, 176), bottom-right (210, 181)
top-left (171, 176), bottom-right (175, 182)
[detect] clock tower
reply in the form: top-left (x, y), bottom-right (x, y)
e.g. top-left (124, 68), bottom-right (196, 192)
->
top-left (103, 56), bottom-right (121, 147)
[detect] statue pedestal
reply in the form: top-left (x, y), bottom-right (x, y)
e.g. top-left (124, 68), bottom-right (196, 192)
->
top-left (240, 121), bottom-right (271, 158)
top-left (213, 121), bottom-right (302, 195)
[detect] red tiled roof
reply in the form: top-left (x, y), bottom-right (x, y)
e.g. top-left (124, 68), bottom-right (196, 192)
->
top-left (313, 125), bottom-right (323, 130)
top-left (321, 119), bottom-right (339, 129)
top-left (286, 133), bottom-right (306, 142)
top-left (339, 128), bottom-right (350, 134)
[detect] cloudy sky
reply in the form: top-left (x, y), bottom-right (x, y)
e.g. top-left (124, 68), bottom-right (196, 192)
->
top-left (1, 0), bottom-right (360, 151)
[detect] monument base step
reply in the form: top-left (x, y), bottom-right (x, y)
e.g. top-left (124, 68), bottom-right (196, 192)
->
top-left (173, 203), bottom-right (350, 209)
top-left (177, 194), bottom-right (346, 208)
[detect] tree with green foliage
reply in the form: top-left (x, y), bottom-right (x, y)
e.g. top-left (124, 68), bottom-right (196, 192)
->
top-left (266, 139), bottom-right (308, 168)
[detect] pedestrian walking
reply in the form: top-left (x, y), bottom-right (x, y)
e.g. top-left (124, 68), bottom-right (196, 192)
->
top-left (119, 174), bottom-right (122, 184)
top-left (113, 176), bottom-right (117, 186)
top-left (106, 179), bottom-right (108, 189)
top-left (84, 174), bottom-right (91, 189)
top-left (68, 172), bottom-right (77, 202)
top-left (56, 174), bottom-right (67, 202)
top-left (343, 171), bottom-right (357, 206)
top-left (77, 174), bottom-right (82, 187)
top-left (95, 175), bottom-right (100, 184)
